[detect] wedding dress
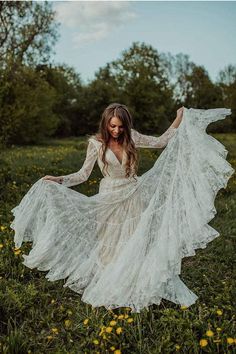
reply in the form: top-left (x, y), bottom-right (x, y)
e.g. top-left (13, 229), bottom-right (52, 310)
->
top-left (10, 107), bottom-right (235, 313)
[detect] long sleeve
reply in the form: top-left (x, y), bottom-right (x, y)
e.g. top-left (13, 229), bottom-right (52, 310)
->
top-left (131, 126), bottom-right (177, 148)
top-left (61, 139), bottom-right (98, 187)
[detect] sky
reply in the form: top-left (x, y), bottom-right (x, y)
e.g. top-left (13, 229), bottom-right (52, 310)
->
top-left (51, 1), bottom-right (236, 84)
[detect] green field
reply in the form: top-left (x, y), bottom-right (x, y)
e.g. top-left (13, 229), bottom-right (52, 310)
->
top-left (0, 134), bottom-right (235, 353)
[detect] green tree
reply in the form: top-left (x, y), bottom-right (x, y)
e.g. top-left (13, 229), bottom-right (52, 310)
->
top-left (92, 42), bottom-right (176, 134)
top-left (0, 63), bottom-right (59, 146)
top-left (0, 1), bottom-right (59, 66)
top-left (217, 64), bottom-right (236, 131)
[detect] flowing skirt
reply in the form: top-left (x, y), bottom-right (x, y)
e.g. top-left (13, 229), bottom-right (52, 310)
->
top-left (10, 107), bottom-right (235, 313)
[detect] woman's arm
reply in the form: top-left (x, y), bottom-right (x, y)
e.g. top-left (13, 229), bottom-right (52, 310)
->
top-left (131, 107), bottom-right (183, 149)
top-left (43, 139), bottom-right (98, 187)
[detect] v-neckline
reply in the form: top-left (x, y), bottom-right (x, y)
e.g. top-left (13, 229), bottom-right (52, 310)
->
top-left (92, 137), bottom-right (124, 166)
top-left (107, 146), bottom-right (124, 166)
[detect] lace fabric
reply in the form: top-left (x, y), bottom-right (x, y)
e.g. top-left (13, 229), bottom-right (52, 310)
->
top-left (61, 125), bottom-right (177, 187)
top-left (10, 107), bottom-right (235, 313)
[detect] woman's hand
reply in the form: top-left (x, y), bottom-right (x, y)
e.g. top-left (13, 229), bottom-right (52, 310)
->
top-left (42, 175), bottom-right (63, 184)
top-left (176, 106), bottom-right (184, 120)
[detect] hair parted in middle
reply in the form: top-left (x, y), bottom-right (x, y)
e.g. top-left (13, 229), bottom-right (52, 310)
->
top-left (93, 103), bottom-right (139, 179)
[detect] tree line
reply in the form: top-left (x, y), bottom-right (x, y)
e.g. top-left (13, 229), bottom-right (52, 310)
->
top-left (0, 1), bottom-right (235, 148)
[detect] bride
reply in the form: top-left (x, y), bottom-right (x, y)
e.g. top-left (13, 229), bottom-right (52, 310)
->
top-left (10, 103), bottom-right (234, 313)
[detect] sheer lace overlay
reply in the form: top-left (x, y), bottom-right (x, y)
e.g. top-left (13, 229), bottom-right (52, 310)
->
top-left (61, 140), bottom-right (98, 187)
top-left (10, 107), bottom-right (234, 313)
top-left (131, 126), bottom-right (177, 148)
top-left (61, 126), bottom-right (177, 187)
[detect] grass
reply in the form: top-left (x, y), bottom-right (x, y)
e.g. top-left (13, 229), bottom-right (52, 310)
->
top-left (0, 133), bottom-right (236, 353)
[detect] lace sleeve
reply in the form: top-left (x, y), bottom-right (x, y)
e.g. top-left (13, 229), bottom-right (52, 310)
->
top-left (131, 126), bottom-right (177, 148)
top-left (61, 139), bottom-right (98, 187)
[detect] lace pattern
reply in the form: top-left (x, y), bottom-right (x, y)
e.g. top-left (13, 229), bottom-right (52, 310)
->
top-left (61, 126), bottom-right (177, 187)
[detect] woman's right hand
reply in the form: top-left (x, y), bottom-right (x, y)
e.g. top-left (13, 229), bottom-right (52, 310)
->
top-left (42, 175), bottom-right (63, 184)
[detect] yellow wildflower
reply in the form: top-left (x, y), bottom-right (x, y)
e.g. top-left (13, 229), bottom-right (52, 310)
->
top-left (227, 338), bottom-right (234, 344)
top-left (124, 314), bottom-right (129, 319)
top-left (199, 339), bottom-right (208, 347)
top-left (83, 318), bottom-right (89, 325)
top-left (51, 328), bottom-right (59, 334)
top-left (180, 305), bottom-right (188, 310)
top-left (116, 327), bottom-right (122, 335)
top-left (67, 309), bottom-right (73, 315)
top-left (110, 346), bottom-right (116, 351)
top-left (216, 309), bottom-right (223, 315)
top-left (0, 244), bottom-right (4, 249)
top-left (216, 327), bottom-right (222, 332)
top-left (206, 330), bottom-right (214, 337)
top-left (114, 350), bottom-right (121, 354)
top-left (110, 320), bottom-right (117, 326)
top-left (117, 314), bottom-right (124, 319)
top-left (125, 307), bottom-right (131, 311)
top-left (14, 249), bottom-right (21, 255)
top-left (175, 344), bottom-right (181, 350)
top-left (51, 299), bottom-right (55, 304)
top-left (93, 339), bottom-right (99, 345)
top-left (127, 318), bottom-right (134, 323)
top-left (64, 319), bottom-right (72, 328)
top-left (105, 326), bottom-right (113, 333)
top-left (113, 314), bottom-right (118, 318)
top-left (47, 335), bottom-right (53, 340)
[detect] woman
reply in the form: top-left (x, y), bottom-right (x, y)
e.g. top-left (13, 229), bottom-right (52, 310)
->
top-left (10, 103), bottom-right (234, 313)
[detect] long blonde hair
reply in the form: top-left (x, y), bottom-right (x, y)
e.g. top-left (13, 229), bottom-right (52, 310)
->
top-left (93, 103), bottom-right (139, 178)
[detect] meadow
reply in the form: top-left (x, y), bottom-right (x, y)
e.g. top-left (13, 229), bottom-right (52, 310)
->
top-left (0, 134), bottom-right (235, 354)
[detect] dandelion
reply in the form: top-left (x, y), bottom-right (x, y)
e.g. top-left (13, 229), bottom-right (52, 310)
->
top-left (105, 326), bottom-right (113, 333)
top-left (47, 335), bottom-right (53, 340)
top-left (117, 314), bottom-right (124, 319)
top-left (83, 318), bottom-right (89, 325)
top-left (110, 346), bottom-right (116, 351)
top-left (110, 320), bottom-right (117, 326)
top-left (0, 244), bottom-right (4, 249)
top-left (199, 339), bottom-right (208, 347)
top-left (227, 338), bottom-right (234, 344)
top-left (116, 327), bottom-right (122, 335)
top-left (64, 319), bottom-right (72, 328)
top-left (93, 339), bottom-right (99, 345)
top-left (180, 305), bottom-right (188, 310)
top-left (216, 309), bottom-right (223, 316)
top-left (51, 328), bottom-right (59, 334)
top-left (124, 314), bottom-right (129, 319)
top-left (127, 318), bottom-right (134, 323)
top-left (114, 350), bottom-right (121, 354)
top-left (206, 330), bottom-right (214, 337)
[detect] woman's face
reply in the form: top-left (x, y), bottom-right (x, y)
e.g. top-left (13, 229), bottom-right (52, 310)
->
top-left (108, 117), bottom-right (124, 139)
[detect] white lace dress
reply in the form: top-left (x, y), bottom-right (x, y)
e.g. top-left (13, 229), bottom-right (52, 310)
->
top-left (10, 107), bottom-right (235, 313)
